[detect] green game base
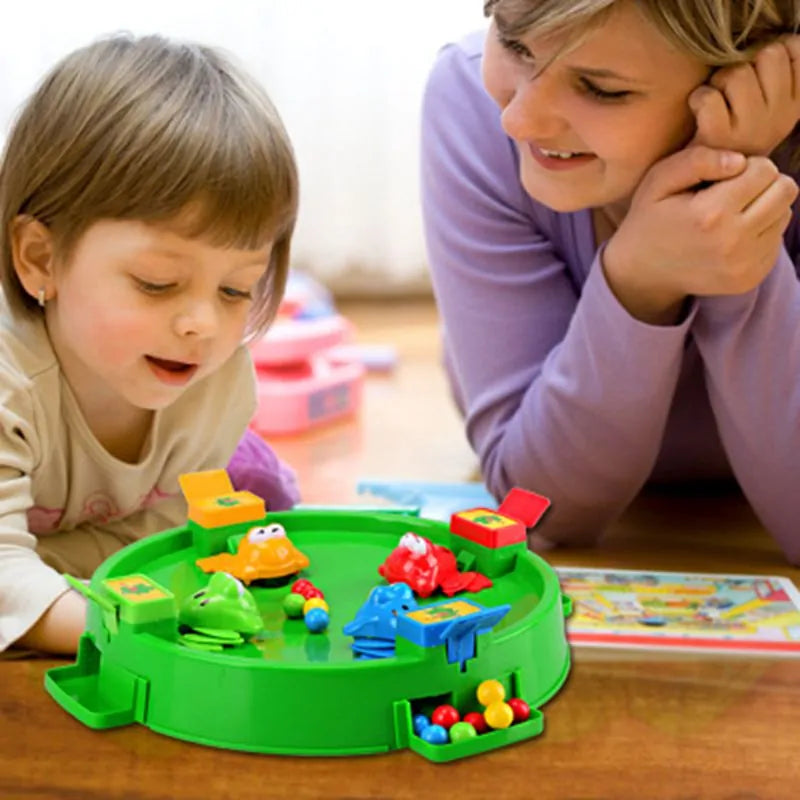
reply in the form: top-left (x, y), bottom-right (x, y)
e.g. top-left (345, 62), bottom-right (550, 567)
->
top-left (46, 510), bottom-right (571, 761)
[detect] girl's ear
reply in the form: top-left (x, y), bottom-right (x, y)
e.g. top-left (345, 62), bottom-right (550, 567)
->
top-left (10, 216), bottom-right (57, 304)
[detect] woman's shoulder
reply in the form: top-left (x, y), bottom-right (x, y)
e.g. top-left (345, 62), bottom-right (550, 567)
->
top-left (423, 28), bottom-right (521, 197)
top-left (436, 28), bottom-right (487, 65)
top-left (425, 29), bottom-right (491, 112)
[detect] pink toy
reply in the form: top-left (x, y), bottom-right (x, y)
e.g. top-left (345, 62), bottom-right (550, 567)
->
top-left (249, 311), bottom-right (365, 436)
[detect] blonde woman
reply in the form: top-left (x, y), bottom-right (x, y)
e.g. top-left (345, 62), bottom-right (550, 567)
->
top-left (0, 35), bottom-right (299, 654)
top-left (421, 1), bottom-right (800, 559)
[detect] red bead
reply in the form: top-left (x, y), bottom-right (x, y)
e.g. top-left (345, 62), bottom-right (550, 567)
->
top-left (431, 704), bottom-right (460, 730)
top-left (291, 579), bottom-right (313, 595)
top-left (462, 711), bottom-right (488, 733)
top-left (507, 698), bottom-right (531, 723)
top-left (304, 587), bottom-right (325, 600)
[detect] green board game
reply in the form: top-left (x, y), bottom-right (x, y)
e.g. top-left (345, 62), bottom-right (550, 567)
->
top-left (46, 498), bottom-right (571, 762)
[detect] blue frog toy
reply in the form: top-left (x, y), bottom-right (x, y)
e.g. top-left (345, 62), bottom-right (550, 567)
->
top-left (343, 582), bottom-right (418, 658)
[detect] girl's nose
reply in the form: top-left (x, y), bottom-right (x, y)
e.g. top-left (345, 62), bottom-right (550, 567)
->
top-left (173, 298), bottom-right (219, 339)
top-left (500, 73), bottom-right (567, 143)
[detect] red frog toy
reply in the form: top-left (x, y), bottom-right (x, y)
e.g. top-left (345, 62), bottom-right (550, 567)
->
top-left (378, 532), bottom-right (492, 598)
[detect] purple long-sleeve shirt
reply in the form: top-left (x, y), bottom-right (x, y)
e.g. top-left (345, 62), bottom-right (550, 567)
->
top-left (421, 30), bottom-right (800, 562)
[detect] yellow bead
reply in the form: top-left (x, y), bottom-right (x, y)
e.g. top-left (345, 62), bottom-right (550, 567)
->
top-left (476, 679), bottom-right (505, 707)
top-left (303, 597), bottom-right (329, 615)
top-left (484, 701), bottom-right (514, 730)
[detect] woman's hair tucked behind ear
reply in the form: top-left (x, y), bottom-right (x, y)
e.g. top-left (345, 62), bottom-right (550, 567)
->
top-left (0, 34), bottom-right (298, 337)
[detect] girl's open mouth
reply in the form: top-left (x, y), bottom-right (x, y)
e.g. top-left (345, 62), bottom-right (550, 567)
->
top-left (145, 355), bottom-right (199, 386)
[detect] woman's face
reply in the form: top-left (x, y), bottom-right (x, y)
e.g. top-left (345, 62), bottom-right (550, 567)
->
top-left (482, 2), bottom-right (710, 214)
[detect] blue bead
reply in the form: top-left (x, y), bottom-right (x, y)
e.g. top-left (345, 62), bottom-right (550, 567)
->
top-left (420, 724), bottom-right (449, 745)
top-left (304, 607), bottom-right (329, 633)
top-left (412, 714), bottom-right (430, 736)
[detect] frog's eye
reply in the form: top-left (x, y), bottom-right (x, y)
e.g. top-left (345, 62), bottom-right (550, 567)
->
top-left (399, 532), bottom-right (427, 556)
top-left (192, 590), bottom-right (206, 600)
top-left (248, 523), bottom-right (287, 544)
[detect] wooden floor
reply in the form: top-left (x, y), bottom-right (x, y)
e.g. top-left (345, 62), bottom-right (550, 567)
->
top-left (269, 297), bottom-right (479, 505)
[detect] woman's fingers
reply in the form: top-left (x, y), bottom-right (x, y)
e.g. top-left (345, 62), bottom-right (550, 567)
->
top-left (699, 156), bottom-right (782, 213)
top-left (780, 35), bottom-right (800, 100)
top-left (742, 172), bottom-right (798, 232)
top-left (691, 40), bottom-right (800, 156)
top-left (710, 62), bottom-right (765, 123)
top-left (753, 42), bottom-right (794, 108)
top-left (641, 146), bottom-right (745, 201)
top-left (690, 85), bottom-right (733, 145)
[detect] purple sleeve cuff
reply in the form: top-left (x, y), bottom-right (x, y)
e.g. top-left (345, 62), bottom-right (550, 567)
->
top-left (227, 429), bottom-right (301, 511)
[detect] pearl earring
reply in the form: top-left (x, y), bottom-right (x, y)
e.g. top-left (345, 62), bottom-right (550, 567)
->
top-left (37, 288), bottom-right (46, 308)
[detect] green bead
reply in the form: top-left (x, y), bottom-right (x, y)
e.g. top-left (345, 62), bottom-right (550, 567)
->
top-left (283, 592), bottom-right (307, 618)
top-left (448, 722), bottom-right (478, 743)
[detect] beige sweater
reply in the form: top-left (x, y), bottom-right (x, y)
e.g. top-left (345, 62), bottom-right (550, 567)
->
top-left (0, 298), bottom-right (256, 650)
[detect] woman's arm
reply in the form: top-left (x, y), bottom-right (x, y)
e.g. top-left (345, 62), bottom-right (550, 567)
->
top-left (686, 38), bottom-right (800, 563)
top-left (692, 243), bottom-right (800, 563)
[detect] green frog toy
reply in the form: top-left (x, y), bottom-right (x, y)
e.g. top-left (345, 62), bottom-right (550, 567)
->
top-left (178, 571), bottom-right (263, 651)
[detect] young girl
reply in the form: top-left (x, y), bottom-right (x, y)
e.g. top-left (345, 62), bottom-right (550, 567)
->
top-left (0, 34), bottom-right (300, 654)
top-left (421, 1), bottom-right (800, 561)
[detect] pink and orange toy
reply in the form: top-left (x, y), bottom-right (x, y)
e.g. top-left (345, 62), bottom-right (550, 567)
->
top-left (248, 306), bottom-right (365, 436)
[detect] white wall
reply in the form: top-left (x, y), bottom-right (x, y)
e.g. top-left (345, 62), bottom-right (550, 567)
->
top-left (0, 1), bottom-right (489, 294)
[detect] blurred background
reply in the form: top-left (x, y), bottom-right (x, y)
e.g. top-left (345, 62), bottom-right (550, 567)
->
top-left (0, 0), bottom-right (488, 296)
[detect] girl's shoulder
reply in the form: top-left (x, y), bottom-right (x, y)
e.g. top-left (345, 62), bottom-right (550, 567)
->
top-left (0, 291), bottom-right (57, 387)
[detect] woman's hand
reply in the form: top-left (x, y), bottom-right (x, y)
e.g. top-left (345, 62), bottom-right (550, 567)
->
top-left (603, 147), bottom-right (798, 324)
top-left (689, 36), bottom-right (800, 157)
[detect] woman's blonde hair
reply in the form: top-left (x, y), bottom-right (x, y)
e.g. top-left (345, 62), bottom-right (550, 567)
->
top-left (0, 34), bottom-right (298, 338)
top-left (484, 0), bottom-right (800, 61)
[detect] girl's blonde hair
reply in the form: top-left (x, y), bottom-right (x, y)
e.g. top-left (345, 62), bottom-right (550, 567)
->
top-left (0, 34), bottom-right (298, 338)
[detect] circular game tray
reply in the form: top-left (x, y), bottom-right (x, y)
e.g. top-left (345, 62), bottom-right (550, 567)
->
top-left (46, 508), bottom-right (571, 762)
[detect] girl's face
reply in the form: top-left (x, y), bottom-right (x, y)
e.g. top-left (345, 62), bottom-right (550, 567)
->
top-left (44, 216), bottom-right (270, 417)
top-left (482, 2), bottom-right (710, 214)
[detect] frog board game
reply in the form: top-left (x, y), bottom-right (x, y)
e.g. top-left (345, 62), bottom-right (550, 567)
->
top-left (558, 567), bottom-right (800, 655)
top-left (45, 474), bottom-right (570, 762)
